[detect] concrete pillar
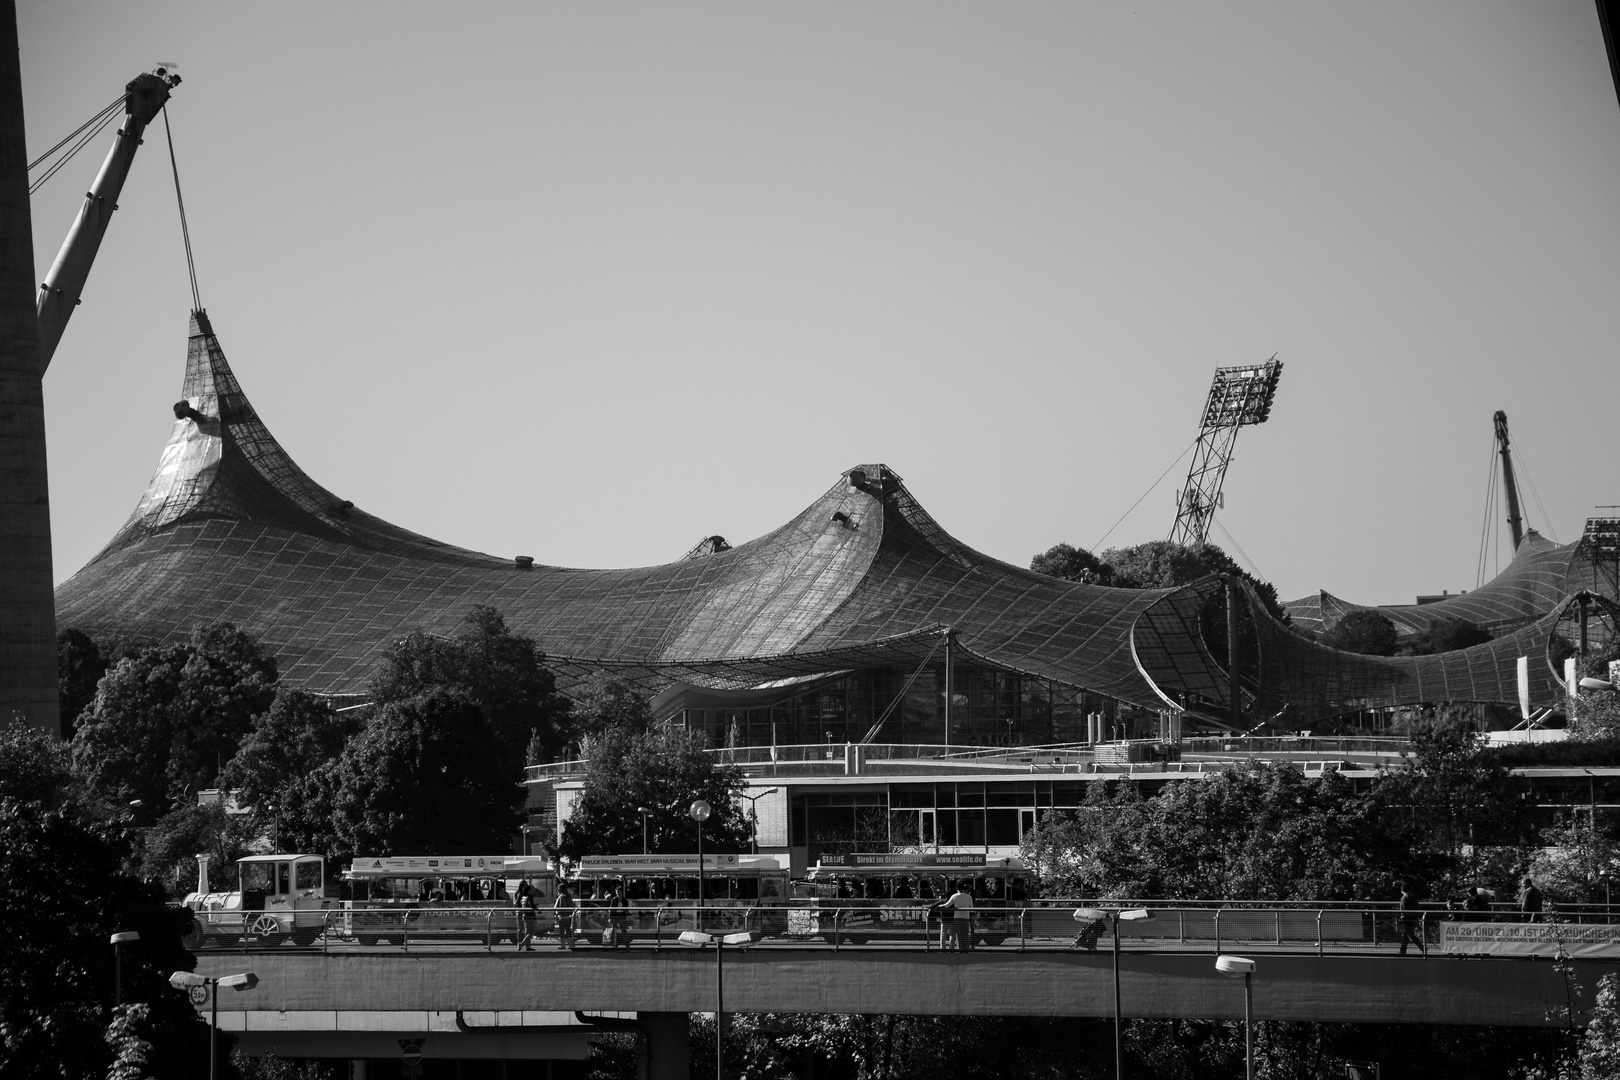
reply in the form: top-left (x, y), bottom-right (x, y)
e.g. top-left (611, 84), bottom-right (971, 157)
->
top-left (0, 0), bottom-right (60, 736)
top-left (640, 1012), bottom-right (689, 1080)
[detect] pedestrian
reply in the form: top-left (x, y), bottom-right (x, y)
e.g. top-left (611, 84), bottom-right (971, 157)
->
top-left (556, 884), bottom-right (577, 950)
top-left (1070, 907), bottom-right (1105, 951)
top-left (1396, 880), bottom-right (1425, 957)
top-left (1463, 886), bottom-right (1491, 922)
top-left (515, 877), bottom-right (537, 951)
top-left (1518, 877), bottom-right (1544, 923)
top-left (940, 879), bottom-right (975, 953)
top-left (608, 885), bottom-right (631, 948)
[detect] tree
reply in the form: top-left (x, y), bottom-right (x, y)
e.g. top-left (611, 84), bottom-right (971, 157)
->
top-left (559, 725), bottom-right (750, 860)
top-left (1097, 539), bottom-right (1288, 624)
top-left (1021, 764), bottom-right (1397, 902)
top-left (1403, 617), bottom-right (1492, 656)
top-left (1367, 710), bottom-right (1533, 896)
top-left (1570, 689), bottom-right (1620, 741)
top-left (566, 673), bottom-right (652, 745)
top-left (370, 606), bottom-right (571, 766)
top-left (56, 628), bottom-right (107, 739)
top-left (219, 689), bottom-right (361, 819)
top-left (279, 688), bottom-right (524, 860)
top-left (71, 625), bottom-right (278, 821)
top-left (1029, 543), bottom-right (1115, 586)
top-left (1322, 610), bottom-right (1400, 656)
top-left (0, 724), bottom-right (214, 1079)
top-left (137, 802), bottom-right (259, 898)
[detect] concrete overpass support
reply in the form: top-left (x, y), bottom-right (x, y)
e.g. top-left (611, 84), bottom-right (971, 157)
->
top-left (0, 0), bottom-right (58, 736)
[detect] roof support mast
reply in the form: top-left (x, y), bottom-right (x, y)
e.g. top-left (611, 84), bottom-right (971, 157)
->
top-left (1494, 410), bottom-right (1526, 552)
top-left (35, 69), bottom-right (179, 373)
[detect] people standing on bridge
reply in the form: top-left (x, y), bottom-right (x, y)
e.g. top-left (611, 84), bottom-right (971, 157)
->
top-left (940, 880), bottom-right (974, 953)
top-left (1463, 887), bottom-right (1491, 921)
top-left (516, 878), bottom-right (538, 950)
top-left (1518, 877), bottom-right (1544, 923)
top-left (1396, 880), bottom-right (1425, 957)
top-left (556, 885), bottom-right (578, 950)
top-left (607, 885), bottom-right (631, 948)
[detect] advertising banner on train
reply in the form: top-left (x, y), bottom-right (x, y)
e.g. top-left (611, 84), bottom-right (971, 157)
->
top-left (1439, 921), bottom-right (1620, 958)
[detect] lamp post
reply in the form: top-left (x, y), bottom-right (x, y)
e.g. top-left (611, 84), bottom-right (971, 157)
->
top-left (737, 788), bottom-right (777, 855)
top-left (680, 929), bottom-right (753, 1080)
top-left (109, 931), bottom-right (139, 1006)
top-left (1216, 956), bottom-right (1256, 1080)
top-left (638, 806), bottom-right (652, 855)
top-left (1110, 908), bottom-right (1153, 1080)
top-left (171, 971), bottom-right (257, 1080)
top-left (690, 800), bottom-right (712, 921)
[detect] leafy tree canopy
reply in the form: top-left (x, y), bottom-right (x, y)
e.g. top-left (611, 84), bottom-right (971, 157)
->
top-left (280, 688), bottom-right (524, 860)
top-left (567, 673), bottom-right (653, 746)
top-left (370, 606), bottom-right (570, 766)
top-left (71, 624), bottom-right (278, 821)
top-left (0, 724), bottom-right (212, 1079)
top-left (1030, 540), bottom-right (1287, 624)
top-left (56, 627), bottom-right (107, 739)
top-left (219, 688), bottom-right (361, 817)
top-left (1321, 610), bottom-right (1400, 656)
top-left (559, 724), bottom-right (750, 861)
top-left (1022, 763), bottom-right (1397, 901)
top-left (1403, 617), bottom-right (1492, 656)
top-left (1029, 543), bottom-right (1115, 586)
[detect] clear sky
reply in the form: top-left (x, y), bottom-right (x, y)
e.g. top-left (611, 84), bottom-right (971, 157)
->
top-left (20, 1), bottom-right (1620, 607)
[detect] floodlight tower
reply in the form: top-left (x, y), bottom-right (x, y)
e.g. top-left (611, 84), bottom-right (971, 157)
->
top-left (1169, 358), bottom-right (1283, 546)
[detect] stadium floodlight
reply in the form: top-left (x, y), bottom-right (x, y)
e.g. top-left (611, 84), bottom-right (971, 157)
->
top-left (1199, 362), bottom-right (1284, 429)
top-left (1170, 358), bottom-right (1283, 546)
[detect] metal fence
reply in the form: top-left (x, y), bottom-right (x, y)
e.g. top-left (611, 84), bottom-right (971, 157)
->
top-left (181, 901), bottom-right (1615, 957)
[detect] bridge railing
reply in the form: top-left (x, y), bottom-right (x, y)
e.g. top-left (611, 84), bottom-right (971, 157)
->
top-left (182, 902), bottom-right (1620, 957)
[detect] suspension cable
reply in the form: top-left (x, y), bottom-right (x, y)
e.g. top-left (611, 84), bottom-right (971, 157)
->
top-left (27, 93), bottom-right (123, 172)
top-left (161, 105), bottom-right (202, 312)
top-left (28, 108), bottom-right (121, 195)
top-left (1091, 436), bottom-right (1199, 551)
top-left (1513, 439), bottom-right (1560, 544)
top-left (1476, 433), bottom-right (1497, 588)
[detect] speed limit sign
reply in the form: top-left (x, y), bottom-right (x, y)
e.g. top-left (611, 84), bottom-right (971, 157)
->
top-left (188, 984), bottom-right (209, 1007)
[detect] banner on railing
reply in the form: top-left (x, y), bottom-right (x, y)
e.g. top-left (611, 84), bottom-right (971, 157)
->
top-left (1439, 920), bottom-right (1620, 957)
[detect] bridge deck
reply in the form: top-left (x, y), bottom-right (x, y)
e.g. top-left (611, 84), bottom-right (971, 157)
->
top-left (196, 947), bottom-right (1613, 1028)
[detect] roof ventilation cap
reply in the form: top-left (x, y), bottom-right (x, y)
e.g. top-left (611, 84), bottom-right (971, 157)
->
top-left (514, 556), bottom-right (534, 570)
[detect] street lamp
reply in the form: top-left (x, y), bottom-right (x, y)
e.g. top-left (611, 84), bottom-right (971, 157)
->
top-left (109, 931), bottom-right (139, 1006)
top-left (638, 806), bottom-right (652, 855)
top-left (1216, 955), bottom-right (1256, 1080)
top-left (690, 800), bottom-right (712, 919)
top-left (170, 971), bottom-right (258, 1080)
top-left (680, 929), bottom-right (754, 1080)
top-left (1110, 908), bottom-right (1153, 1080)
top-left (737, 788), bottom-right (777, 855)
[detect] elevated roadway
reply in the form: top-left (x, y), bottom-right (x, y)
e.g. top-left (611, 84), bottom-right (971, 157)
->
top-left (196, 947), bottom-right (1617, 1077)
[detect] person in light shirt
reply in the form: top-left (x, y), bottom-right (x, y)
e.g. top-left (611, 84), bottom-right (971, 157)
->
top-left (939, 880), bottom-right (974, 953)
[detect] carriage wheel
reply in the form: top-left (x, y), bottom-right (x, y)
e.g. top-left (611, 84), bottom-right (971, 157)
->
top-left (248, 913), bottom-right (283, 946)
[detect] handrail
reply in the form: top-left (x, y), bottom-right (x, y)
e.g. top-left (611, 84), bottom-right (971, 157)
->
top-left (184, 903), bottom-right (1608, 958)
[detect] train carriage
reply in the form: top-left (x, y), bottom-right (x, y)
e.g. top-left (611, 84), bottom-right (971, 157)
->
top-left (569, 854), bottom-right (789, 945)
top-left (798, 853), bottom-right (1033, 945)
top-left (341, 855), bottom-right (556, 945)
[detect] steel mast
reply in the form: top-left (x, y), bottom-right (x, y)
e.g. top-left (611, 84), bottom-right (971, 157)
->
top-left (1493, 410), bottom-right (1527, 552)
top-left (35, 68), bottom-right (179, 372)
